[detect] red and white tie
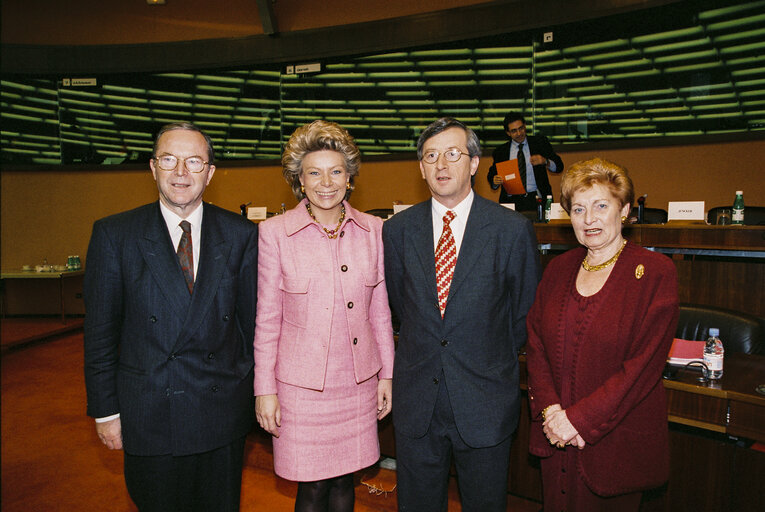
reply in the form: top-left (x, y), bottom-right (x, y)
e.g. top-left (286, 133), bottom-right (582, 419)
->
top-left (435, 211), bottom-right (457, 317)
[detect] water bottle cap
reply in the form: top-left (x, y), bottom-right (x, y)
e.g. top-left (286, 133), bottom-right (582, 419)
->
top-left (735, 191), bottom-right (743, 195)
top-left (546, 195), bottom-right (552, 199)
top-left (709, 328), bottom-right (720, 337)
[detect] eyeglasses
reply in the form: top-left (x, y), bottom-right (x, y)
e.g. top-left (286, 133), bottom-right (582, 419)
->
top-left (154, 154), bottom-right (210, 173)
top-left (421, 148), bottom-right (471, 164)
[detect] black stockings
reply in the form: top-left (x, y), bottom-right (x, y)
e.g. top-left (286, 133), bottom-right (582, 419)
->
top-left (294, 473), bottom-right (355, 512)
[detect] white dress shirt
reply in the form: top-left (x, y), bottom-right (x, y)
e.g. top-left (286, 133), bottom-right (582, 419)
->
top-left (431, 189), bottom-right (474, 259)
top-left (159, 201), bottom-right (204, 280)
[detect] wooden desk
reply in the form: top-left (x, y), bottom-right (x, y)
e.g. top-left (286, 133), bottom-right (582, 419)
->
top-left (0, 269), bottom-right (85, 322)
top-left (665, 353), bottom-right (765, 442)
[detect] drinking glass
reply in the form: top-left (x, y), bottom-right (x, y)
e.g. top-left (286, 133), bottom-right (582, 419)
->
top-left (716, 209), bottom-right (732, 225)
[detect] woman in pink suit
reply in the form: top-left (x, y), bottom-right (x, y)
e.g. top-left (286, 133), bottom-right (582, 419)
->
top-left (254, 120), bottom-right (395, 512)
top-left (526, 158), bottom-right (678, 511)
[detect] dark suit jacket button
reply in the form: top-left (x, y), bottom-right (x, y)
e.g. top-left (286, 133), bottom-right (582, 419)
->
top-left (341, 265), bottom-right (348, 272)
top-left (353, 338), bottom-right (358, 345)
top-left (433, 377), bottom-right (439, 385)
top-left (165, 388), bottom-right (172, 396)
top-left (149, 315), bottom-right (157, 323)
top-left (207, 352), bottom-right (215, 359)
top-left (223, 314), bottom-right (230, 321)
top-left (347, 301), bottom-right (354, 309)
top-left (168, 353), bottom-right (177, 361)
top-left (211, 385), bottom-right (220, 392)
top-left (441, 339), bottom-right (448, 347)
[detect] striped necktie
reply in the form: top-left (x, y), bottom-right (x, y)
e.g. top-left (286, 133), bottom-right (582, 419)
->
top-left (177, 220), bottom-right (194, 294)
top-left (435, 211), bottom-right (457, 317)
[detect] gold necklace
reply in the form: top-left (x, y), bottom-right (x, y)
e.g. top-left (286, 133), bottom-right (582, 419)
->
top-left (582, 239), bottom-right (627, 272)
top-left (306, 203), bottom-right (345, 239)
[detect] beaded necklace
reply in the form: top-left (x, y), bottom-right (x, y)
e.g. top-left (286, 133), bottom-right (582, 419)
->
top-left (306, 203), bottom-right (345, 239)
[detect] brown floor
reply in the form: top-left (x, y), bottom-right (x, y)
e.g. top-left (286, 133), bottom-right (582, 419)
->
top-left (1, 320), bottom-right (540, 511)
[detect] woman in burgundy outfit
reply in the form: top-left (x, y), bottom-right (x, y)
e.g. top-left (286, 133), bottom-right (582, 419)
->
top-left (526, 157), bottom-right (678, 511)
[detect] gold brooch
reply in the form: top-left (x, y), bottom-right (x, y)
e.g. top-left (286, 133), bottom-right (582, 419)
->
top-left (635, 264), bottom-right (645, 279)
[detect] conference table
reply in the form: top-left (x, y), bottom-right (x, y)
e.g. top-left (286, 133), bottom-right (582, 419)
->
top-left (0, 269), bottom-right (85, 322)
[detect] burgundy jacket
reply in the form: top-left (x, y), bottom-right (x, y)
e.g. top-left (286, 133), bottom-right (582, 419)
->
top-left (526, 241), bottom-right (678, 496)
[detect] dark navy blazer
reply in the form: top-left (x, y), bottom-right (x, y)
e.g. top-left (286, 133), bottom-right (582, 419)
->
top-left (383, 194), bottom-right (540, 447)
top-left (84, 201), bottom-right (258, 456)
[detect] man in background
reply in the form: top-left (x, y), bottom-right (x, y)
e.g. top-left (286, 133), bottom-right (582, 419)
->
top-left (487, 111), bottom-right (564, 211)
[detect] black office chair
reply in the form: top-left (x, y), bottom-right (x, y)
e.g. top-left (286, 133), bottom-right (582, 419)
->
top-left (676, 303), bottom-right (765, 355)
top-left (365, 208), bottom-right (394, 219)
top-left (629, 206), bottom-right (668, 224)
top-left (707, 206), bottom-right (765, 225)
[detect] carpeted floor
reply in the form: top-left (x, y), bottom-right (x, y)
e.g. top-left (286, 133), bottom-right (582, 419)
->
top-left (0, 321), bottom-right (539, 511)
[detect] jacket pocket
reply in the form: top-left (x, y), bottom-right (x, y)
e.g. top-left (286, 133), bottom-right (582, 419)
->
top-left (363, 272), bottom-right (384, 319)
top-left (280, 276), bottom-right (310, 327)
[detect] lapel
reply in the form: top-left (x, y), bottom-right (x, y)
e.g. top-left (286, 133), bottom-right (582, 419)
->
top-left (137, 203), bottom-right (192, 320)
top-left (447, 196), bottom-right (493, 302)
top-left (173, 203), bottom-right (232, 350)
top-left (409, 201), bottom-right (439, 306)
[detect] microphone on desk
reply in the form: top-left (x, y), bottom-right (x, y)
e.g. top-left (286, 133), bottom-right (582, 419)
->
top-left (637, 194), bottom-right (647, 224)
top-left (240, 202), bottom-right (252, 218)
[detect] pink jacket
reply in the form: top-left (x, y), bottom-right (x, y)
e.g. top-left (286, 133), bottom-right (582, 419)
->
top-left (254, 200), bottom-right (395, 394)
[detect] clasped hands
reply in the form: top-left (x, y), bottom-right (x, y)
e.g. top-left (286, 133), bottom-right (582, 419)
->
top-left (542, 404), bottom-right (586, 450)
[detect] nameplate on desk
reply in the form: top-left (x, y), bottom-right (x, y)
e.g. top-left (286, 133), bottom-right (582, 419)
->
top-left (667, 201), bottom-right (705, 222)
top-left (549, 203), bottom-right (570, 221)
top-left (392, 204), bottom-right (412, 215)
top-left (247, 206), bottom-right (267, 221)
top-left (501, 203), bottom-right (516, 211)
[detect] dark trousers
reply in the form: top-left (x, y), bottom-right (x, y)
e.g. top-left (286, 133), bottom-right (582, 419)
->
top-left (395, 378), bottom-right (512, 512)
top-left (124, 436), bottom-right (246, 512)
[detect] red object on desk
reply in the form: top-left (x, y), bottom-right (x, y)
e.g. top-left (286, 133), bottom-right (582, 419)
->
top-left (667, 338), bottom-right (704, 365)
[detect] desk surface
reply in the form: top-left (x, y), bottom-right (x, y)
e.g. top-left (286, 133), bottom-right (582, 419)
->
top-left (1, 270), bottom-right (85, 279)
top-left (535, 223), bottom-right (765, 253)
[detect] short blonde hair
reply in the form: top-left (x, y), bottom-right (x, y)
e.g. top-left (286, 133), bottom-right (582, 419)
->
top-left (560, 157), bottom-right (634, 213)
top-left (282, 120), bottom-right (361, 200)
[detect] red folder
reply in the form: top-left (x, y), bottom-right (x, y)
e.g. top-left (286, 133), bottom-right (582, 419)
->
top-left (667, 338), bottom-right (704, 365)
top-left (496, 159), bottom-right (526, 195)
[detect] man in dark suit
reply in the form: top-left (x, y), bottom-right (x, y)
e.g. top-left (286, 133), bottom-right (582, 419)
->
top-left (383, 117), bottom-right (540, 512)
top-left (84, 122), bottom-right (258, 512)
top-left (487, 111), bottom-right (564, 211)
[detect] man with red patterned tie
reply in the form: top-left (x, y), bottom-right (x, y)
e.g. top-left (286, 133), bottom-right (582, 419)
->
top-left (383, 117), bottom-right (541, 512)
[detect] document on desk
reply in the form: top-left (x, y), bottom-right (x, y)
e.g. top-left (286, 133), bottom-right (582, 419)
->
top-left (497, 159), bottom-right (526, 195)
top-left (667, 338), bottom-right (704, 366)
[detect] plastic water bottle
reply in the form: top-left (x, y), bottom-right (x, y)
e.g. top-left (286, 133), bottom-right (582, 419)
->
top-left (703, 328), bottom-right (724, 380)
top-left (536, 196), bottom-right (544, 222)
top-left (544, 195), bottom-right (552, 223)
top-left (732, 191), bottom-right (744, 225)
